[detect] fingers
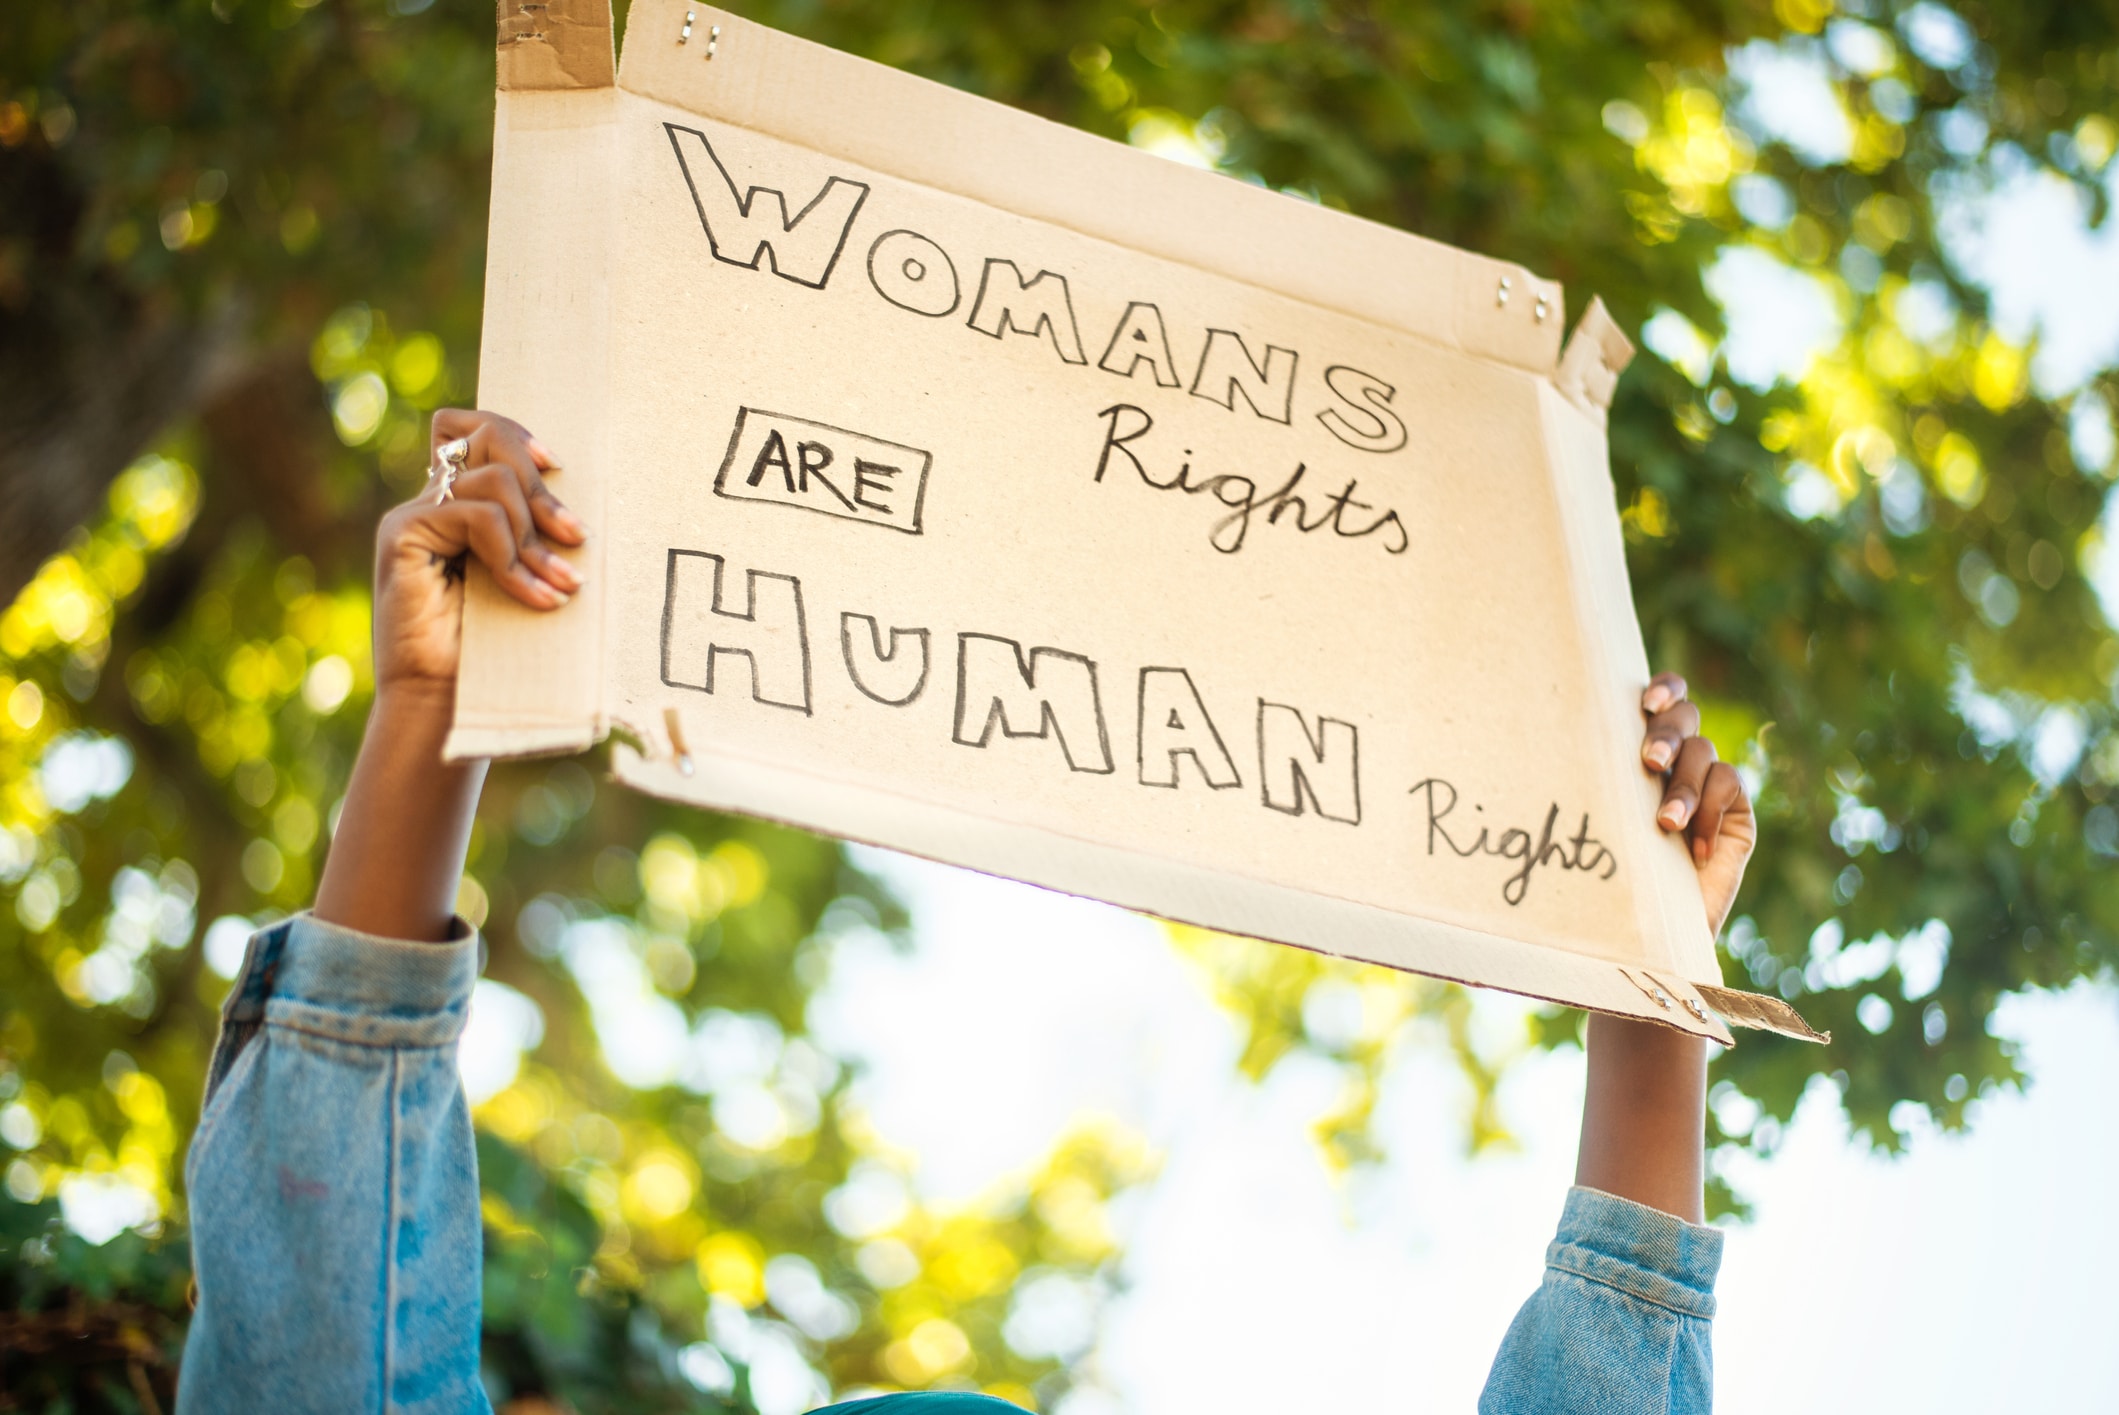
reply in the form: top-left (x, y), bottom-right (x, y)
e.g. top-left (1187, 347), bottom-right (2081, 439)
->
top-left (417, 408), bottom-right (586, 607)
top-left (1641, 698), bottom-right (1701, 773)
top-left (451, 462), bottom-right (532, 541)
top-left (431, 409), bottom-right (585, 546)
top-left (381, 497), bottom-right (556, 610)
top-left (1657, 735), bottom-right (1718, 833)
top-left (449, 465), bottom-right (584, 595)
top-left (433, 407), bottom-right (540, 462)
top-left (430, 498), bottom-right (573, 610)
top-left (1687, 762), bottom-right (1747, 863)
top-left (381, 472), bottom-right (578, 613)
top-left (467, 421), bottom-right (587, 547)
top-left (1638, 672), bottom-right (1756, 929)
top-left (1642, 672), bottom-right (1687, 715)
top-left (1639, 672), bottom-right (1753, 859)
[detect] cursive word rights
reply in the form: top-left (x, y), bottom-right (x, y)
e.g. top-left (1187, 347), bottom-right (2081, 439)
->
top-left (1094, 404), bottom-right (1410, 557)
top-left (1408, 777), bottom-right (1617, 906)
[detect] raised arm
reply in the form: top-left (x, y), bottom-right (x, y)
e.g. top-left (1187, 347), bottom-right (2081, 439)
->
top-left (1576, 671), bottom-right (1753, 1222)
top-left (1479, 672), bottom-right (1752, 1415)
top-left (313, 409), bottom-right (584, 941)
top-left (177, 410), bottom-right (581, 1415)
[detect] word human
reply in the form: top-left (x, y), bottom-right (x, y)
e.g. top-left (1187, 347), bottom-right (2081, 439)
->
top-left (1094, 403), bottom-right (1410, 556)
top-left (660, 548), bottom-right (1362, 825)
top-left (664, 123), bottom-right (1415, 456)
top-left (1408, 778), bottom-right (1617, 905)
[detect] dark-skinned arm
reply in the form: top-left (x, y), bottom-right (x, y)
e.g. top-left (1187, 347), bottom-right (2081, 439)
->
top-left (312, 409), bottom-right (584, 942)
top-left (1575, 671), bottom-right (1753, 1224)
top-left (1480, 672), bottom-right (1752, 1415)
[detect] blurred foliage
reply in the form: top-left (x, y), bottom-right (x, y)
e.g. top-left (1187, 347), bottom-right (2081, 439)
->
top-left (0, 1196), bottom-right (189, 1412)
top-left (4, 0), bottom-right (2119, 1401)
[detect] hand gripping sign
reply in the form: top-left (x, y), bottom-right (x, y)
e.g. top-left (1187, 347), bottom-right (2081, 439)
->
top-left (455, 0), bottom-right (1825, 1045)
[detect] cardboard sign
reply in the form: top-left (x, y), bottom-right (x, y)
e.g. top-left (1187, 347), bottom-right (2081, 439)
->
top-left (454, 0), bottom-right (1823, 1045)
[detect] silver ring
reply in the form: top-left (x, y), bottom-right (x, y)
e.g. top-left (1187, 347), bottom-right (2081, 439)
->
top-left (433, 436), bottom-right (471, 502)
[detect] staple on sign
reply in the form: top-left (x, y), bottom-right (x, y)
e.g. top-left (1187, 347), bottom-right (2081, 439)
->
top-left (1620, 967), bottom-right (1674, 1012)
top-left (664, 707), bottom-right (696, 776)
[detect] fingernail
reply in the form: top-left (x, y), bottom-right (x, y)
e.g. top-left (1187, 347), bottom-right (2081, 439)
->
top-left (527, 436), bottom-right (560, 468)
top-left (1659, 799), bottom-right (1690, 829)
top-left (554, 504), bottom-right (586, 536)
top-left (546, 557), bottom-right (583, 591)
top-left (1643, 686), bottom-right (1671, 713)
top-left (1644, 741), bottom-right (1673, 770)
top-left (1693, 837), bottom-right (1711, 863)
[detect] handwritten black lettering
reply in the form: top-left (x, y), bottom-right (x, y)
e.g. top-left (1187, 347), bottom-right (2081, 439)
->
top-left (748, 429), bottom-right (796, 492)
top-left (841, 612), bottom-right (930, 706)
top-left (663, 124), bottom-right (868, 289)
top-left (1408, 778), bottom-right (1617, 905)
top-left (660, 549), bottom-right (813, 715)
top-left (716, 408), bottom-right (932, 535)
top-left (1316, 365), bottom-right (1410, 454)
top-left (1259, 701), bottom-right (1359, 824)
top-left (853, 460), bottom-right (899, 515)
top-left (1098, 301), bottom-right (1184, 388)
top-left (967, 259), bottom-right (1088, 364)
top-left (796, 440), bottom-right (858, 512)
top-left (953, 632), bottom-right (1114, 774)
top-left (1095, 405), bottom-right (1410, 557)
top-left (1138, 667), bottom-right (1240, 789)
top-left (867, 228), bottom-right (961, 317)
top-left (1191, 328), bottom-right (1297, 424)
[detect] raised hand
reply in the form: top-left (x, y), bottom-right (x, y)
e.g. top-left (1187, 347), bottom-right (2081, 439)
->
top-left (1573, 672), bottom-right (1757, 1225)
top-left (1639, 671), bottom-right (1754, 938)
top-left (372, 408), bottom-right (586, 693)
top-left (315, 409), bottom-right (582, 942)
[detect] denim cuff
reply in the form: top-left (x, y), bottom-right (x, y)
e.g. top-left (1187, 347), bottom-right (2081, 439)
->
top-left (224, 912), bottom-right (481, 1050)
top-left (1544, 1186), bottom-right (1722, 1320)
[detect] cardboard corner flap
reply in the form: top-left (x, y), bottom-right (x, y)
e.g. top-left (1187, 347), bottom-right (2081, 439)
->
top-left (461, 0), bottom-right (1831, 1046)
top-left (1696, 985), bottom-right (1832, 1044)
top-left (497, 0), bottom-right (616, 92)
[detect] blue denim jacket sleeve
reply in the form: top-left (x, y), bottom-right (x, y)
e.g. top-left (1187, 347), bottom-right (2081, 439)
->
top-left (1478, 1185), bottom-right (1723, 1415)
top-left (177, 913), bottom-right (491, 1415)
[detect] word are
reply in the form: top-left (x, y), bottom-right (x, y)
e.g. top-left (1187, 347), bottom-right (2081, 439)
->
top-left (663, 123), bottom-right (1413, 456)
top-left (714, 407), bottom-right (932, 535)
top-left (1094, 404), bottom-right (1410, 556)
top-left (660, 547), bottom-right (1362, 824)
top-left (1408, 778), bottom-right (1617, 905)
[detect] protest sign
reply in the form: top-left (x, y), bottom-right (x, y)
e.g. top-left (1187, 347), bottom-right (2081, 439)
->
top-left (452, 0), bottom-right (1825, 1044)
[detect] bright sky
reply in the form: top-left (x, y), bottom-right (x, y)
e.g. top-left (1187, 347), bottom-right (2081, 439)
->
top-left (825, 854), bottom-right (2119, 1415)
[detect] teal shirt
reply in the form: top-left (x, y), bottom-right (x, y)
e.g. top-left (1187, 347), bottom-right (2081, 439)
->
top-left (829, 1400), bottom-right (1024, 1415)
top-left (178, 915), bottom-right (1720, 1414)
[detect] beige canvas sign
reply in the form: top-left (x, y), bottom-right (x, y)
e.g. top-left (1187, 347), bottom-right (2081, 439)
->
top-left (454, 0), bottom-right (1824, 1045)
